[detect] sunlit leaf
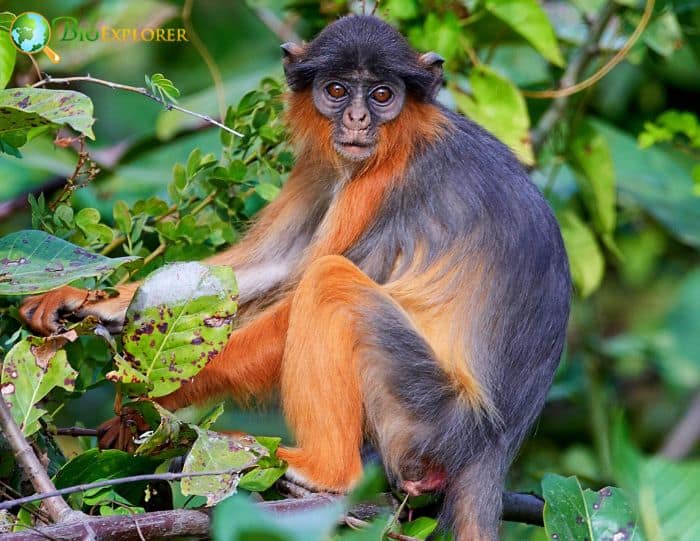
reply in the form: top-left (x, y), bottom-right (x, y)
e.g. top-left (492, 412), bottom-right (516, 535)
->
top-left (486, 0), bottom-right (565, 66)
top-left (559, 211), bottom-right (605, 297)
top-left (181, 427), bottom-right (267, 505)
top-left (1, 334), bottom-right (78, 436)
top-left (454, 65), bottom-right (533, 165)
top-left (110, 262), bottom-right (238, 398)
top-left (0, 88), bottom-right (95, 149)
top-left (0, 29), bottom-right (16, 90)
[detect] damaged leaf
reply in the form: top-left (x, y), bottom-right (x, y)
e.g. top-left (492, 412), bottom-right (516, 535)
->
top-left (181, 426), bottom-right (267, 506)
top-left (0, 230), bottom-right (138, 295)
top-left (111, 262), bottom-right (238, 398)
top-left (1, 333), bottom-right (78, 436)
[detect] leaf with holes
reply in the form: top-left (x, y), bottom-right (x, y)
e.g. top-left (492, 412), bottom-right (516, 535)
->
top-left (0, 230), bottom-right (138, 295)
top-left (542, 474), bottom-right (643, 541)
top-left (112, 262), bottom-right (238, 398)
top-left (181, 427), bottom-right (267, 506)
top-left (1, 333), bottom-right (78, 436)
top-left (0, 88), bottom-right (95, 151)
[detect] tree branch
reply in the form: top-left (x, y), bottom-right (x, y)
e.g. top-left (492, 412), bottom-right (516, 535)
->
top-left (0, 398), bottom-right (76, 523)
top-left (31, 75), bottom-right (242, 137)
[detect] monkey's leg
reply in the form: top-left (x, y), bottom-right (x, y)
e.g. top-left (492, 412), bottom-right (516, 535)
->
top-left (277, 255), bottom-right (381, 492)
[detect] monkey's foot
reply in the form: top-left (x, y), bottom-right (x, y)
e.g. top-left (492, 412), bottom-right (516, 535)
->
top-left (96, 407), bottom-right (152, 453)
top-left (401, 468), bottom-right (448, 496)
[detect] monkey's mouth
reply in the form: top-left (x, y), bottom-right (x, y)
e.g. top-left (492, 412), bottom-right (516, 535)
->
top-left (334, 140), bottom-right (375, 160)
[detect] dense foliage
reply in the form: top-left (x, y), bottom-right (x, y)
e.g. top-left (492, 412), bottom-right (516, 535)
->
top-left (0, 1), bottom-right (699, 540)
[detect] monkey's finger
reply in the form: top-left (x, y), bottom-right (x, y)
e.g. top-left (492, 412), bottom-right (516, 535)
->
top-left (96, 417), bottom-right (121, 450)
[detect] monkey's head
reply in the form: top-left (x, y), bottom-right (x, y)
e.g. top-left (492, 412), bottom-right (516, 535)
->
top-left (282, 16), bottom-right (443, 162)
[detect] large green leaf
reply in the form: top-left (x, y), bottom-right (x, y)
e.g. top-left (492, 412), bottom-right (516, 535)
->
top-left (181, 427), bottom-right (267, 505)
top-left (0, 88), bottom-right (95, 152)
top-left (0, 230), bottom-right (138, 295)
top-left (593, 120), bottom-right (700, 249)
top-left (612, 421), bottom-right (700, 541)
top-left (0, 29), bottom-right (16, 90)
top-left (542, 474), bottom-right (644, 541)
top-left (1, 334), bottom-right (78, 436)
top-left (569, 122), bottom-right (617, 244)
top-left (559, 210), bottom-right (605, 297)
top-left (109, 262), bottom-right (238, 398)
top-left (485, 0), bottom-right (565, 66)
top-left (211, 493), bottom-right (347, 541)
top-left (454, 65), bottom-right (533, 165)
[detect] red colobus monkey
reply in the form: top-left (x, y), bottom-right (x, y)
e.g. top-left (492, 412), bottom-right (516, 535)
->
top-left (21, 15), bottom-right (571, 540)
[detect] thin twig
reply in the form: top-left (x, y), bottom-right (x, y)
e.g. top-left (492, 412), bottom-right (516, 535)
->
top-left (53, 427), bottom-right (98, 438)
top-left (0, 469), bottom-right (237, 511)
top-left (0, 399), bottom-right (76, 522)
top-left (182, 0), bottom-right (226, 119)
top-left (659, 389), bottom-right (700, 459)
top-left (251, 6), bottom-right (301, 43)
top-left (524, 0), bottom-right (655, 99)
top-left (31, 75), bottom-right (242, 137)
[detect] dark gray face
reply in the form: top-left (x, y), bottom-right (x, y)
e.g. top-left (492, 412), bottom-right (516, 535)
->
top-left (312, 75), bottom-right (406, 161)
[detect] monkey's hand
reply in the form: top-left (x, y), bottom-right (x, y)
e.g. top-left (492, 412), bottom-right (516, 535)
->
top-left (96, 407), bottom-right (152, 453)
top-left (20, 285), bottom-right (132, 336)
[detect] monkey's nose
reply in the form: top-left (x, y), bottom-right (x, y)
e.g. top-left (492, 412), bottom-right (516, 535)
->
top-left (344, 107), bottom-right (370, 130)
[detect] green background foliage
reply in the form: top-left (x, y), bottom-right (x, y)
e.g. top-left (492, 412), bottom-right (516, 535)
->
top-left (0, 0), bottom-right (699, 539)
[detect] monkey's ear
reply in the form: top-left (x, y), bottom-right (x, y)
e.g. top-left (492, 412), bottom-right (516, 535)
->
top-left (281, 42), bottom-right (305, 64)
top-left (419, 52), bottom-right (444, 99)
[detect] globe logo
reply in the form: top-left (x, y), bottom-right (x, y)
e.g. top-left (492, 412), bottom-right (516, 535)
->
top-left (9, 12), bottom-right (61, 64)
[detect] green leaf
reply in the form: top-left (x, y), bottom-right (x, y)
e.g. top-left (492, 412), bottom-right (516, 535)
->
top-left (642, 11), bottom-right (683, 57)
top-left (454, 65), bottom-right (534, 165)
top-left (0, 12), bottom-right (15, 33)
top-left (559, 211), bottom-right (605, 297)
top-left (0, 30), bottom-right (16, 90)
top-left (211, 494), bottom-right (346, 541)
top-left (485, 0), bottom-right (565, 66)
top-left (595, 120), bottom-right (700, 249)
top-left (112, 262), bottom-right (238, 398)
top-left (1, 334), bottom-right (78, 436)
top-left (133, 402), bottom-right (197, 459)
top-left (407, 12), bottom-right (462, 63)
top-left (569, 122), bottom-right (617, 241)
top-left (402, 517), bottom-right (439, 539)
top-left (238, 465), bottom-right (286, 492)
top-left (542, 474), bottom-right (643, 541)
top-left (181, 427), bottom-right (268, 505)
top-left (0, 230), bottom-right (138, 295)
top-left (0, 88), bottom-right (95, 145)
top-left (254, 183), bottom-right (281, 201)
top-left (113, 200), bottom-right (132, 234)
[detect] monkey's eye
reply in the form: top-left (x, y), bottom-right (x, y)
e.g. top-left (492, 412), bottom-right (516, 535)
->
top-left (325, 83), bottom-right (347, 99)
top-left (370, 86), bottom-right (393, 104)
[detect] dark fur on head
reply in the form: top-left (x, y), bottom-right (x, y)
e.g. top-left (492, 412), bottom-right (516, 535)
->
top-left (283, 16), bottom-right (442, 101)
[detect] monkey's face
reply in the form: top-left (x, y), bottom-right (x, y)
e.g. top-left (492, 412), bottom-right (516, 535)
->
top-left (311, 76), bottom-right (406, 162)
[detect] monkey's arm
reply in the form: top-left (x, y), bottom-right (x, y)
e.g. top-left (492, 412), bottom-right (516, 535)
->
top-left (20, 168), bottom-right (322, 336)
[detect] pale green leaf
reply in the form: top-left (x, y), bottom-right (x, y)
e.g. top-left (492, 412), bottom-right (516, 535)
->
top-left (559, 211), bottom-right (605, 297)
top-left (181, 427), bottom-right (267, 505)
top-left (486, 0), bottom-right (565, 66)
top-left (116, 262), bottom-right (238, 398)
top-left (1, 334), bottom-right (78, 436)
top-left (0, 30), bottom-right (16, 90)
top-left (570, 122), bottom-right (617, 239)
top-left (0, 88), bottom-right (95, 149)
top-left (454, 65), bottom-right (534, 165)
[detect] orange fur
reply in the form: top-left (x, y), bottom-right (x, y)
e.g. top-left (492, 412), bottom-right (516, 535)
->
top-left (278, 255), bottom-right (375, 491)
